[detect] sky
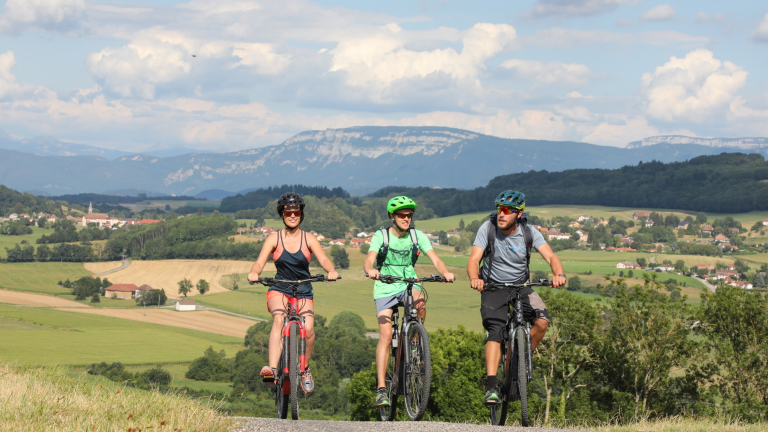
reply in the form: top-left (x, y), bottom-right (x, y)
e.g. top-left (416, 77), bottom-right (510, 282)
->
top-left (0, 0), bottom-right (767, 153)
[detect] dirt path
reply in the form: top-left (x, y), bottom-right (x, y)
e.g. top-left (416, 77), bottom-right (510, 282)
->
top-left (234, 418), bottom-right (597, 432)
top-left (58, 308), bottom-right (254, 337)
top-left (85, 260), bottom-right (130, 276)
top-left (0, 290), bottom-right (88, 308)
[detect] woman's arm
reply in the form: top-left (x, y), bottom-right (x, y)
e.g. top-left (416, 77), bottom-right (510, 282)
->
top-left (247, 232), bottom-right (277, 282)
top-left (306, 233), bottom-right (339, 280)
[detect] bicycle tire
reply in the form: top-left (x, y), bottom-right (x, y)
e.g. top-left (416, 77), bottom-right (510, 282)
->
top-left (289, 323), bottom-right (300, 420)
top-left (276, 358), bottom-right (289, 419)
top-left (490, 338), bottom-right (512, 426)
top-left (403, 322), bottom-right (431, 421)
top-left (516, 327), bottom-right (529, 427)
top-left (379, 345), bottom-right (399, 421)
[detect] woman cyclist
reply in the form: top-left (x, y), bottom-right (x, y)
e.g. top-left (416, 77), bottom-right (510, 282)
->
top-left (247, 192), bottom-right (339, 393)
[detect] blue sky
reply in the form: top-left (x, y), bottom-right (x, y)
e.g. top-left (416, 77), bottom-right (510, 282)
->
top-left (0, 0), bottom-right (767, 152)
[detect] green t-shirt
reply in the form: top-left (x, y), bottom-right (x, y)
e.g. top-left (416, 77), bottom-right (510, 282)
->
top-left (369, 228), bottom-right (433, 299)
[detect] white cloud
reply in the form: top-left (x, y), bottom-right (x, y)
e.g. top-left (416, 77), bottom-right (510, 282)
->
top-left (640, 4), bottom-right (677, 21)
top-left (579, 115), bottom-right (659, 146)
top-left (752, 13), bottom-right (768, 43)
top-left (499, 59), bottom-right (593, 89)
top-left (327, 22), bottom-right (515, 105)
top-left (695, 11), bottom-right (707, 22)
top-left (640, 49), bottom-right (748, 123)
top-left (526, 0), bottom-right (634, 18)
top-left (0, 0), bottom-right (86, 34)
top-left (86, 29), bottom-right (290, 99)
top-left (525, 28), bottom-right (710, 49)
top-left (0, 51), bottom-right (42, 99)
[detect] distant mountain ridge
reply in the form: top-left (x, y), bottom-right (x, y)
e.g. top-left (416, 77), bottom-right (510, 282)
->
top-left (627, 135), bottom-right (768, 149)
top-left (2, 126), bottom-right (768, 197)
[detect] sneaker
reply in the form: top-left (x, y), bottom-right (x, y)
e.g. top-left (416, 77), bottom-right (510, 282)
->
top-left (375, 389), bottom-right (391, 408)
top-left (260, 366), bottom-right (277, 387)
top-left (301, 366), bottom-right (315, 393)
top-left (485, 387), bottom-right (501, 405)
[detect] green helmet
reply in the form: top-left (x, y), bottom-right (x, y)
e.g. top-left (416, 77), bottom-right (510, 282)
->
top-left (387, 196), bottom-right (417, 214)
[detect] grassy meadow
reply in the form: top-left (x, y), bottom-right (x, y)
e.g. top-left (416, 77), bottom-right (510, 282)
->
top-left (0, 226), bottom-right (54, 258)
top-left (0, 262), bottom-right (90, 295)
top-left (0, 306), bottom-right (242, 365)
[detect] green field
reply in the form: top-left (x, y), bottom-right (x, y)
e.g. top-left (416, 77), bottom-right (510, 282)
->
top-left (0, 262), bottom-right (90, 295)
top-left (123, 363), bottom-right (233, 393)
top-left (0, 307), bottom-right (242, 365)
top-left (0, 226), bottom-right (54, 258)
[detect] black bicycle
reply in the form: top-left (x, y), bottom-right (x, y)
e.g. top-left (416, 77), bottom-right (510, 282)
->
top-left (253, 274), bottom-right (340, 420)
top-left (374, 274), bottom-right (452, 421)
top-left (484, 279), bottom-right (551, 427)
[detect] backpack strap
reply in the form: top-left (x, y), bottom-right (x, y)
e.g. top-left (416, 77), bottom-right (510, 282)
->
top-left (480, 212), bottom-right (534, 282)
top-left (519, 214), bottom-right (533, 281)
top-left (480, 213), bottom-right (498, 281)
top-left (408, 228), bottom-right (420, 266)
top-left (375, 227), bottom-right (389, 270)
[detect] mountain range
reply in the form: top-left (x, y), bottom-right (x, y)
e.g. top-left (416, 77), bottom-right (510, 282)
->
top-left (1, 126), bottom-right (767, 197)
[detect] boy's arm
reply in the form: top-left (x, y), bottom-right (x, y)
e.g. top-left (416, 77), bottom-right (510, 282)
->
top-left (363, 251), bottom-right (379, 279)
top-left (424, 250), bottom-right (454, 281)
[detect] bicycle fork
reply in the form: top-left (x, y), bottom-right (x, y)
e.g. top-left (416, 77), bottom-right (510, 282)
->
top-left (281, 317), bottom-right (307, 380)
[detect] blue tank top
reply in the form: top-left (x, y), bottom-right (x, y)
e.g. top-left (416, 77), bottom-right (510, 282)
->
top-left (270, 229), bottom-right (313, 299)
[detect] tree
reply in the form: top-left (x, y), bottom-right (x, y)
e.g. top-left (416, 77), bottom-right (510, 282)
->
top-left (537, 289), bottom-right (601, 423)
top-left (359, 243), bottom-right (370, 254)
top-left (458, 218), bottom-right (465, 230)
top-left (751, 221), bottom-right (763, 232)
top-left (733, 258), bottom-right (750, 274)
top-left (636, 257), bottom-right (647, 268)
top-left (90, 292), bottom-right (100, 303)
top-left (196, 279), bottom-right (210, 295)
top-left (177, 278), bottom-right (193, 297)
top-left (165, 204), bottom-right (171, 211)
top-left (330, 245), bottom-right (350, 269)
top-left (753, 273), bottom-right (765, 287)
top-left (566, 275), bottom-right (582, 291)
top-left (696, 212), bottom-right (708, 224)
top-left (628, 270), bottom-right (634, 278)
top-left (674, 260), bottom-right (686, 271)
top-left (138, 289), bottom-right (167, 306)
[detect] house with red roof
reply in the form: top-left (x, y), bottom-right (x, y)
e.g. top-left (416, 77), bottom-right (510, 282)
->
top-left (105, 284), bottom-right (147, 300)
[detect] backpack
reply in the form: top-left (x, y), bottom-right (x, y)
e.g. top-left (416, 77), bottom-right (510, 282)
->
top-left (375, 227), bottom-right (420, 270)
top-left (480, 212), bottom-right (533, 282)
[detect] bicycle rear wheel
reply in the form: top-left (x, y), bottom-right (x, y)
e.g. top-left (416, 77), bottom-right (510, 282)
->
top-left (378, 344), bottom-right (399, 421)
top-left (275, 358), bottom-right (289, 419)
top-left (289, 323), bottom-right (300, 420)
top-left (516, 327), bottom-right (529, 427)
top-left (403, 322), bottom-right (431, 421)
top-left (489, 338), bottom-right (512, 426)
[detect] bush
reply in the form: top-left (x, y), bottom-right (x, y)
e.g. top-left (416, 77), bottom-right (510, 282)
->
top-left (330, 246), bottom-right (350, 269)
top-left (186, 346), bottom-right (232, 382)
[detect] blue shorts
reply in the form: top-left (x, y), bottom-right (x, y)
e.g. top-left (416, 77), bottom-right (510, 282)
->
top-left (374, 289), bottom-right (422, 314)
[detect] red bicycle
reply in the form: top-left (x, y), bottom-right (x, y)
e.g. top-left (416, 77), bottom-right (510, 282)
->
top-left (254, 274), bottom-right (340, 420)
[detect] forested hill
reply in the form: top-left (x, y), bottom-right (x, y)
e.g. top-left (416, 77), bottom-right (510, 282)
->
top-left (371, 153), bottom-right (768, 216)
top-left (219, 185), bottom-right (349, 212)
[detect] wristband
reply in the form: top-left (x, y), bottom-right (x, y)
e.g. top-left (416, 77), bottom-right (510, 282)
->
top-left (558, 274), bottom-right (566, 278)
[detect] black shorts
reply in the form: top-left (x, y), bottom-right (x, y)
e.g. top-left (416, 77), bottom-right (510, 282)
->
top-left (480, 287), bottom-right (549, 342)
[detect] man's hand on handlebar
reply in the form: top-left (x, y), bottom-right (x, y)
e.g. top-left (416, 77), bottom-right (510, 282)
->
top-left (443, 272), bottom-right (455, 282)
top-left (470, 278), bottom-right (484, 292)
top-left (366, 269), bottom-right (380, 280)
top-left (552, 275), bottom-right (566, 288)
top-left (327, 271), bottom-right (339, 281)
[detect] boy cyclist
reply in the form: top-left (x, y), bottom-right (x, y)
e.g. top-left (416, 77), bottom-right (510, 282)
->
top-left (363, 196), bottom-right (455, 408)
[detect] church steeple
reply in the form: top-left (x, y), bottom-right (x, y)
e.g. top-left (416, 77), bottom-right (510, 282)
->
top-left (88, 201), bottom-right (92, 214)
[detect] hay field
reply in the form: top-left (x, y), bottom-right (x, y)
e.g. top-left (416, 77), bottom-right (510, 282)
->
top-left (105, 259), bottom-right (274, 299)
top-left (0, 262), bottom-right (90, 295)
top-left (0, 290), bottom-right (86, 308)
top-left (62, 308), bottom-right (254, 338)
top-left (83, 261), bottom-right (123, 273)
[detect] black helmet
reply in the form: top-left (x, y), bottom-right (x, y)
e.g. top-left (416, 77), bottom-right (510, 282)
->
top-left (277, 192), bottom-right (305, 224)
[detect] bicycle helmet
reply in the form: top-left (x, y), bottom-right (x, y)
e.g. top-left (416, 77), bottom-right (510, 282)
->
top-left (387, 196), bottom-right (417, 215)
top-left (494, 190), bottom-right (525, 212)
top-left (277, 192), bottom-right (305, 224)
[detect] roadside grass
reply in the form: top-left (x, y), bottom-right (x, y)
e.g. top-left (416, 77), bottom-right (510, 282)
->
top-left (0, 262), bottom-right (90, 295)
top-left (0, 306), bottom-right (242, 365)
top-left (0, 362), bottom-right (233, 432)
top-left (599, 417), bottom-right (768, 432)
top-left (0, 226), bottom-right (54, 258)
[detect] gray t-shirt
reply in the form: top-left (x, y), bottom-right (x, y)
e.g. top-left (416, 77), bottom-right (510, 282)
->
top-left (473, 221), bottom-right (548, 283)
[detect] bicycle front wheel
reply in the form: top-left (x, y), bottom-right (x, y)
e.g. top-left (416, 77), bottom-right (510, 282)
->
top-left (289, 323), bottom-right (300, 420)
top-left (403, 322), bottom-right (431, 421)
top-left (516, 327), bottom-right (529, 427)
top-left (276, 358), bottom-right (289, 419)
top-left (490, 337), bottom-right (512, 426)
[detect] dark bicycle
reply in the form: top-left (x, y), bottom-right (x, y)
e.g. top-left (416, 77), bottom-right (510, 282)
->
top-left (253, 274), bottom-right (340, 420)
top-left (484, 279), bottom-right (551, 427)
top-left (373, 273), bottom-right (452, 422)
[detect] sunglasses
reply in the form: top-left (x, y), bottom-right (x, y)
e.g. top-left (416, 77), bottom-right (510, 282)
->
top-left (497, 207), bottom-right (520, 215)
top-left (283, 210), bottom-right (302, 217)
top-left (394, 212), bottom-right (414, 220)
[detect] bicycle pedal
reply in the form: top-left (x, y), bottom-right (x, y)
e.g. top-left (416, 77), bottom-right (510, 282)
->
top-left (262, 376), bottom-right (276, 387)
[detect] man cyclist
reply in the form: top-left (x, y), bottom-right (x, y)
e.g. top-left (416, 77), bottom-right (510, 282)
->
top-left (466, 190), bottom-right (565, 405)
top-left (363, 196), bottom-right (455, 408)
top-left (247, 192), bottom-right (338, 394)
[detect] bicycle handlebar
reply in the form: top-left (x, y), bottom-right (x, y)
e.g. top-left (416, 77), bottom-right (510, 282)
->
top-left (250, 274), bottom-right (342, 286)
top-left (483, 279), bottom-right (551, 291)
top-left (366, 273), bottom-right (453, 284)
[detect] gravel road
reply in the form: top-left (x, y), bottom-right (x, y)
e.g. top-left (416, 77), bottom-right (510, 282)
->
top-left (233, 417), bottom-right (596, 432)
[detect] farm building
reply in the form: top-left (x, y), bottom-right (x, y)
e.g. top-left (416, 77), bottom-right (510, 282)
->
top-left (176, 299), bottom-right (197, 311)
top-left (104, 284), bottom-right (147, 300)
top-left (616, 261), bottom-right (640, 269)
